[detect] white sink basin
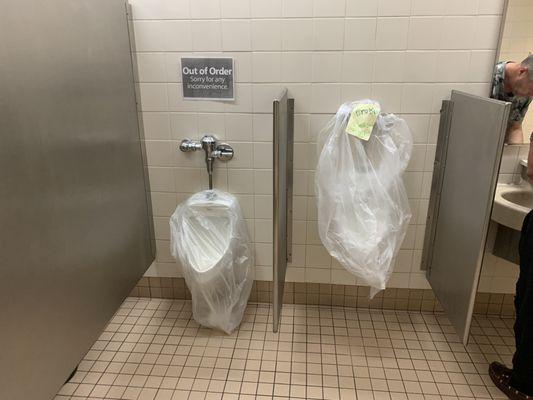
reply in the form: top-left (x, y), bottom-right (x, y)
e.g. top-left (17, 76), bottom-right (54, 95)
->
top-left (492, 184), bottom-right (533, 231)
top-left (502, 190), bottom-right (533, 209)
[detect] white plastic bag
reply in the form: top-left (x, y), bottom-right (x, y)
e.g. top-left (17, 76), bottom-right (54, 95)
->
top-left (315, 100), bottom-right (412, 297)
top-left (170, 189), bottom-right (253, 334)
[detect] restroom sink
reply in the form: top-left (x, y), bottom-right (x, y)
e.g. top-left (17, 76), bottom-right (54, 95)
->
top-left (492, 184), bottom-right (533, 231)
top-left (501, 191), bottom-right (533, 209)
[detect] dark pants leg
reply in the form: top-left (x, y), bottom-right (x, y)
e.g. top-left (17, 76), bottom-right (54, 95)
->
top-left (511, 210), bottom-right (533, 395)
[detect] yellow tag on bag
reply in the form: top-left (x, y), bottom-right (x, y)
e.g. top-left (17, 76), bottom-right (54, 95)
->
top-left (345, 102), bottom-right (380, 141)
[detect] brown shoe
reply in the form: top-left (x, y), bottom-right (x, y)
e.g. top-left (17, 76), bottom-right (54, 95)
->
top-left (489, 361), bottom-right (533, 399)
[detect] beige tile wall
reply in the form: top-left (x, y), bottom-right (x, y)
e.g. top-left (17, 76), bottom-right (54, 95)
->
top-left (498, 143), bottom-right (531, 184)
top-left (130, 0), bottom-right (507, 290)
top-left (130, 277), bottom-right (515, 317)
top-left (498, 0), bottom-right (533, 140)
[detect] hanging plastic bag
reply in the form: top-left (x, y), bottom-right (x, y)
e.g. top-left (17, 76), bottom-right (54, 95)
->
top-left (315, 100), bottom-right (412, 297)
top-left (170, 190), bottom-right (253, 334)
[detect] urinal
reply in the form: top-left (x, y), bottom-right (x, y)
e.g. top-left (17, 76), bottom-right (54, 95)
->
top-left (170, 189), bottom-right (253, 334)
top-left (315, 100), bottom-right (412, 297)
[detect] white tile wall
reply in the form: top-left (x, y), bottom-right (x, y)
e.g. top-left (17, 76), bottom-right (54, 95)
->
top-left (129, 0), bottom-right (507, 291)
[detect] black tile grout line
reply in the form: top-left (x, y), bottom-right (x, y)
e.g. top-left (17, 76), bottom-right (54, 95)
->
top-left (120, 298), bottom-right (163, 397)
top-left (325, 302), bottom-right (342, 398)
top-left (82, 298), bottom-right (140, 397)
top-left (133, 299), bottom-right (182, 396)
top-left (219, 302), bottom-right (255, 400)
top-left (144, 300), bottom-right (180, 397)
top-left (84, 299), bottom-right (143, 397)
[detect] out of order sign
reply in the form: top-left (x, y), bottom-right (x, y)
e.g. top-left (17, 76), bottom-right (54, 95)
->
top-left (181, 57), bottom-right (234, 100)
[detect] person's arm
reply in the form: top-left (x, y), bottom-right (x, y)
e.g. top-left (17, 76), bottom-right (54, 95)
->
top-left (506, 121), bottom-right (525, 144)
top-left (527, 133), bottom-right (533, 182)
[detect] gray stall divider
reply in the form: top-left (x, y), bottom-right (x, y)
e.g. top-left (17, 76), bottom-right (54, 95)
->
top-left (0, 2), bottom-right (154, 399)
top-left (273, 89), bottom-right (294, 333)
top-left (422, 91), bottom-right (510, 345)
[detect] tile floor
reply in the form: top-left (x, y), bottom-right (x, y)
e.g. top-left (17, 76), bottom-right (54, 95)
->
top-left (55, 297), bottom-right (514, 400)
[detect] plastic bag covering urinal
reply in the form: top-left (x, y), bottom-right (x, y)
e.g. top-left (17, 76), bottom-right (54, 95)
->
top-left (315, 100), bottom-right (412, 298)
top-left (170, 190), bottom-right (253, 334)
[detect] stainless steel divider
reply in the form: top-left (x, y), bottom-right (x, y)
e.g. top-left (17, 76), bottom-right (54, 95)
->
top-left (0, 2), bottom-right (154, 398)
top-left (273, 89), bottom-right (294, 333)
top-left (421, 91), bottom-right (510, 344)
top-left (421, 100), bottom-right (453, 272)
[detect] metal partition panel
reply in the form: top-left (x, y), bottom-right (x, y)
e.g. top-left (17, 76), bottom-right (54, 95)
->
top-left (273, 89), bottom-right (294, 333)
top-left (421, 101), bottom-right (454, 271)
top-left (0, 2), bottom-right (154, 399)
top-left (424, 91), bottom-right (510, 345)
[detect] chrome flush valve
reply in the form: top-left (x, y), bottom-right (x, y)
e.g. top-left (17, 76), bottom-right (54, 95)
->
top-left (179, 135), bottom-right (234, 189)
top-left (179, 139), bottom-right (201, 152)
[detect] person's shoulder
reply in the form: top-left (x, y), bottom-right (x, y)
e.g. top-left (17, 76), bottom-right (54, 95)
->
top-left (491, 62), bottom-right (506, 98)
top-left (494, 61), bottom-right (506, 74)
